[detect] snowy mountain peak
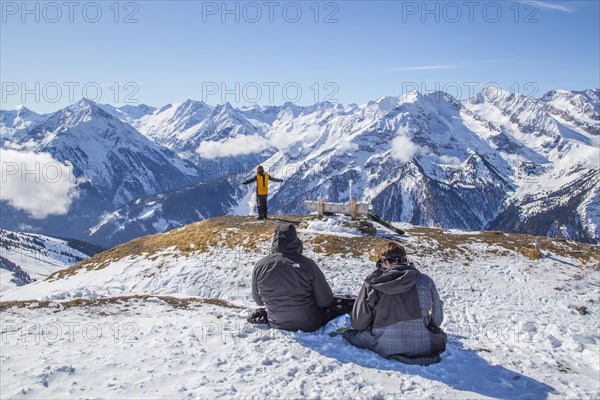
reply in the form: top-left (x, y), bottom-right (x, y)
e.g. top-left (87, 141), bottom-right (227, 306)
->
top-left (157, 103), bottom-right (174, 114)
top-left (423, 91), bottom-right (461, 107)
top-left (540, 88), bottom-right (600, 124)
top-left (117, 103), bottom-right (157, 119)
top-left (370, 96), bottom-right (401, 113)
top-left (212, 102), bottom-right (236, 117)
top-left (64, 98), bottom-right (113, 122)
top-left (180, 98), bottom-right (210, 110)
top-left (169, 100), bottom-right (212, 130)
top-left (400, 90), bottom-right (423, 104)
top-left (71, 97), bottom-right (99, 110)
top-left (468, 92), bottom-right (486, 105)
top-left (279, 101), bottom-right (304, 117)
top-left (14, 105), bottom-right (36, 117)
top-left (247, 103), bottom-right (262, 112)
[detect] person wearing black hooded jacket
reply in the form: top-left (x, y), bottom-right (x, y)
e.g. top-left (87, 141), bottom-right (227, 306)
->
top-left (251, 223), bottom-right (344, 332)
top-left (342, 242), bottom-right (447, 365)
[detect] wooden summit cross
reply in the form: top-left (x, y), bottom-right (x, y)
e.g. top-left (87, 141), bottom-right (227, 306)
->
top-left (304, 196), bottom-right (370, 220)
top-left (304, 180), bottom-right (370, 220)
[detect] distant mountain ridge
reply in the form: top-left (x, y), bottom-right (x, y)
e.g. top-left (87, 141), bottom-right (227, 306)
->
top-left (1, 99), bottom-right (203, 239)
top-left (1, 88), bottom-right (598, 246)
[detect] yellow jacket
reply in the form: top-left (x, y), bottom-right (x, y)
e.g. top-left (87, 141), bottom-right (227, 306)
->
top-left (243, 173), bottom-right (283, 195)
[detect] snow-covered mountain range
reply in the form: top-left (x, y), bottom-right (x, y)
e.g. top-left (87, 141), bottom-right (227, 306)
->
top-left (100, 100), bottom-right (276, 178)
top-left (1, 99), bottom-right (202, 239)
top-left (1, 89), bottom-right (598, 246)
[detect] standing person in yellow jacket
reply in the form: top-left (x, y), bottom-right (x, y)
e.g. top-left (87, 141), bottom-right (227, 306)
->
top-left (242, 165), bottom-right (284, 220)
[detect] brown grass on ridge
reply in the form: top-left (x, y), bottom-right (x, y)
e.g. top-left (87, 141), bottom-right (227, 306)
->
top-left (0, 295), bottom-right (243, 312)
top-left (47, 215), bottom-right (599, 282)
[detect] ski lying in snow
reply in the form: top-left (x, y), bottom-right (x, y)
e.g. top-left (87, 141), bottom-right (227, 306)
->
top-left (368, 213), bottom-right (405, 235)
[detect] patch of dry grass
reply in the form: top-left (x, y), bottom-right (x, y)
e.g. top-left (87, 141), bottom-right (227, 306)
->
top-left (0, 295), bottom-right (243, 313)
top-left (520, 248), bottom-right (543, 259)
top-left (404, 226), bottom-right (598, 266)
top-left (304, 233), bottom-right (393, 260)
top-left (48, 216), bottom-right (303, 280)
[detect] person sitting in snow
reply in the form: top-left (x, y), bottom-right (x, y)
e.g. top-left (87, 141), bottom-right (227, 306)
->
top-left (242, 165), bottom-right (283, 220)
top-left (342, 242), bottom-right (447, 365)
top-left (249, 223), bottom-right (349, 332)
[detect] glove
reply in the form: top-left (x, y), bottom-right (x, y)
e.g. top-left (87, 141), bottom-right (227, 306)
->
top-left (247, 308), bottom-right (269, 324)
top-left (329, 327), bottom-right (351, 337)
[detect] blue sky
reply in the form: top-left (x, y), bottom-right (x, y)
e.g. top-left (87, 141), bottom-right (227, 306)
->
top-left (1, 0), bottom-right (598, 112)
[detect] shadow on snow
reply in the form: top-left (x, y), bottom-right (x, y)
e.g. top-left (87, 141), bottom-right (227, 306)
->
top-left (290, 318), bottom-right (556, 399)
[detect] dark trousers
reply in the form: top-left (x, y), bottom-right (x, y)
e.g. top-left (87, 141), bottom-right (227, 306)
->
top-left (249, 296), bottom-right (356, 331)
top-left (257, 194), bottom-right (268, 218)
top-left (321, 296), bottom-right (356, 326)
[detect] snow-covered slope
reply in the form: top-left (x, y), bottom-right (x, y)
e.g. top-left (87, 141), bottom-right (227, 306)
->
top-left (466, 88), bottom-right (600, 242)
top-left (540, 89), bottom-right (600, 134)
top-left (1, 216), bottom-right (598, 398)
top-left (87, 174), bottom-right (246, 247)
top-left (0, 229), bottom-right (102, 296)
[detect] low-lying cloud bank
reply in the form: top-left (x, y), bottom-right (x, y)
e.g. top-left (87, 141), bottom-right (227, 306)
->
top-left (196, 135), bottom-right (272, 159)
top-left (1, 150), bottom-right (81, 219)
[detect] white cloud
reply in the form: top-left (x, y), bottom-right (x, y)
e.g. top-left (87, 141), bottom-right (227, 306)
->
top-left (390, 59), bottom-right (513, 73)
top-left (519, 1), bottom-right (575, 13)
top-left (337, 138), bottom-right (359, 152)
top-left (196, 135), bottom-right (271, 159)
top-left (391, 65), bottom-right (460, 72)
top-left (390, 130), bottom-right (423, 163)
top-left (0, 150), bottom-right (81, 219)
top-left (268, 131), bottom-right (297, 150)
top-left (438, 155), bottom-right (462, 165)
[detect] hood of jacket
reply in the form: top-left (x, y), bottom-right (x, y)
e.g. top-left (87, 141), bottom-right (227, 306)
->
top-left (366, 264), bottom-right (420, 295)
top-left (271, 223), bottom-right (303, 255)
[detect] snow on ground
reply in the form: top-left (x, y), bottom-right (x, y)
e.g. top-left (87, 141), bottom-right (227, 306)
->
top-left (0, 230), bottom-right (92, 295)
top-left (1, 219), bottom-right (599, 399)
top-left (302, 215), bottom-right (364, 236)
top-left (0, 299), bottom-right (566, 399)
top-left (443, 229), bottom-right (482, 235)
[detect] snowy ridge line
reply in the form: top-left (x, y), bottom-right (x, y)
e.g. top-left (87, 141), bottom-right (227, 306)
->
top-left (4, 215), bottom-right (598, 304)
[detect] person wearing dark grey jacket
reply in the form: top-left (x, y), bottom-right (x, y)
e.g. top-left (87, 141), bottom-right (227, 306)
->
top-left (252, 223), bottom-right (341, 332)
top-left (343, 242), bottom-right (446, 365)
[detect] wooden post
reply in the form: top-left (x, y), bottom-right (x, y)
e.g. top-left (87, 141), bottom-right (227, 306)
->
top-left (304, 199), bottom-right (371, 217)
top-left (350, 196), bottom-right (358, 221)
top-left (535, 237), bottom-right (541, 253)
top-left (317, 196), bottom-right (324, 218)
